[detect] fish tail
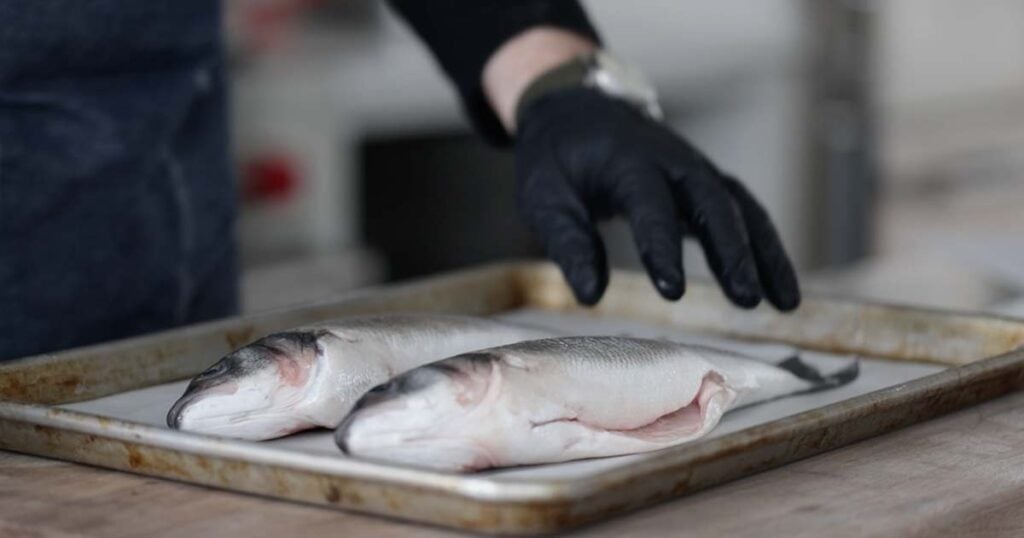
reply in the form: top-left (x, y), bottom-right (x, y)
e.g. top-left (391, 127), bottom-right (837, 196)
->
top-left (776, 354), bottom-right (860, 394)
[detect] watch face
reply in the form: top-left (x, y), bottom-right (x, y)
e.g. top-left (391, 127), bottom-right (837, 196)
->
top-left (589, 52), bottom-right (663, 120)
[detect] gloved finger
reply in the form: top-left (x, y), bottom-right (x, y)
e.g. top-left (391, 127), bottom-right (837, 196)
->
top-left (721, 176), bottom-right (801, 311)
top-left (670, 163), bottom-right (763, 308)
top-left (518, 169), bottom-right (609, 306)
top-left (609, 165), bottom-right (684, 300)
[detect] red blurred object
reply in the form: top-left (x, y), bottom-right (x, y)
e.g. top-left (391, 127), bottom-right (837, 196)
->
top-left (242, 154), bottom-right (300, 203)
top-left (238, 0), bottom-right (328, 53)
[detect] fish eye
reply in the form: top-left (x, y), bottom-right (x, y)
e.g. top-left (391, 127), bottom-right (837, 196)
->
top-left (196, 361), bottom-right (228, 380)
top-left (367, 382), bottom-right (390, 394)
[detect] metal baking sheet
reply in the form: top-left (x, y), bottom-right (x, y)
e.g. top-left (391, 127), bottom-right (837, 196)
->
top-left (2, 262), bottom-right (1024, 535)
top-left (60, 309), bottom-right (944, 477)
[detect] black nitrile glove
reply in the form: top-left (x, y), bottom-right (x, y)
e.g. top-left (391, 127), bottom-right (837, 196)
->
top-left (515, 87), bottom-right (801, 310)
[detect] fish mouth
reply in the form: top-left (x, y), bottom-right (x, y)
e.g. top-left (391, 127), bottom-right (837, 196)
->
top-left (166, 390), bottom-right (298, 436)
top-left (335, 414), bottom-right (354, 454)
top-left (166, 379), bottom-right (242, 430)
top-left (166, 391), bottom-right (198, 429)
top-left (335, 380), bottom-right (399, 454)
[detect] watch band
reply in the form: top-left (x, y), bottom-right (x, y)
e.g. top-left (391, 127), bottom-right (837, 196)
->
top-left (514, 54), bottom-right (594, 128)
top-left (514, 51), bottom-right (663, 129)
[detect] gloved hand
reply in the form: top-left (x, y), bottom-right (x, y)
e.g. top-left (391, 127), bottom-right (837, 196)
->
top-left (515, 87), bottom-right (800, 310)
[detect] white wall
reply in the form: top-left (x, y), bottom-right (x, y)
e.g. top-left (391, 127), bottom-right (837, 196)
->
top-left (877, 0), bottom-right (1024, 109)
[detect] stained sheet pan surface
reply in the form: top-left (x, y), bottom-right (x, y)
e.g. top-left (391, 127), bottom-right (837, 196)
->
top-left (2, 262), bottom-right (1024, 535)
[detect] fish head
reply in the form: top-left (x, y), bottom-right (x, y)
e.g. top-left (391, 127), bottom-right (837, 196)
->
top-left (166, 330), bottom-right (325, 438)
top-left (335, 353), bottom-right (500, 471)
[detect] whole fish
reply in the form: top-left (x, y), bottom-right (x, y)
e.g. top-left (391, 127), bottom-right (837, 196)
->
top-left (166, 314), bottom-right (550, 440)
top-left (336, 336), bottom-right (858, 472)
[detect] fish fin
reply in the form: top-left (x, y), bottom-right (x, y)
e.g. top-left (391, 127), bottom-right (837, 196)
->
top-left (776, 354), bottom-right (861, 395)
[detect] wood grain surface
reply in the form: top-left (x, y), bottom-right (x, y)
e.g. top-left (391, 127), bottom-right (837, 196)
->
top-left (3, 390), bottom-right (1023, 537)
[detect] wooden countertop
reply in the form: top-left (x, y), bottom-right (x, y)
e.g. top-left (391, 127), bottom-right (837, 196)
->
top-left (3, 390), bottom-right (1023, 537)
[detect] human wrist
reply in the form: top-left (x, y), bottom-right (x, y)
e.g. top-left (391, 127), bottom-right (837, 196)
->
top-left (482, 26), bottom-right (597, 134)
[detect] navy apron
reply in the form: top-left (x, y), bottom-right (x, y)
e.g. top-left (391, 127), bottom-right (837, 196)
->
top-left (0, 1), bottom-right (239, 359)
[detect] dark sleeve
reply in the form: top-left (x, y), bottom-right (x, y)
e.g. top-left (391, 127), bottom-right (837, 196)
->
top-left (387, 0), bottom-right (601, 146)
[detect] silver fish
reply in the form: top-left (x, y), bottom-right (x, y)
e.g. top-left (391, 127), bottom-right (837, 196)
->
top-left (336, 336), bottom-right (858, 472)
top-left (166, 314), bottom-right (550, 440)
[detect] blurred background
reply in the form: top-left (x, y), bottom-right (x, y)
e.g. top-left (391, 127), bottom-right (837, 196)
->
top-left (227, 0), bottom-right (1024, 316)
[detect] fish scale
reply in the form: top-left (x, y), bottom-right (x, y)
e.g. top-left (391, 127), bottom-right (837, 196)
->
top-left (337, 336), bottom-right (859, 472)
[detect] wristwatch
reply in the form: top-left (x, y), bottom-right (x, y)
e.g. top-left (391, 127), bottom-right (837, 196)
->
top-left (515, 50), bottom-right (664, 127)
